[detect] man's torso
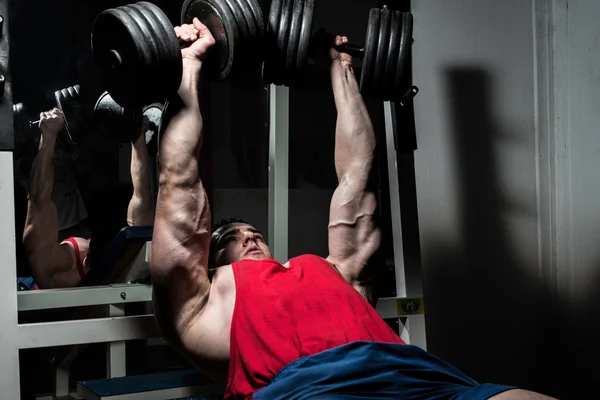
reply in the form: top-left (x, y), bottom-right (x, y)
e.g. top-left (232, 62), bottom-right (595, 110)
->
top-left (182, 255), bottom-right (399, 385)
top-left (181, 259), bottom-right (296, 379)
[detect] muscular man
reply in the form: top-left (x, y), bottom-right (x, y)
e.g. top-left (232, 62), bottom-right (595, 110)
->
top-left (150, 20), bottom-right (555, 400)
top-left (21, 107), bottom-right (154, 289)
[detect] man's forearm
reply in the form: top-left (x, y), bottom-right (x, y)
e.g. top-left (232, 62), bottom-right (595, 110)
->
top-left (330, 61), bottom-right (376, 180)
top-left (153, 60), bottom-right (211, 277)
top-left (131, 133), bottom-right (153, 197)
top-left (159, 60), bottom-right (204, 187)
top-left (28, 136), bottom-right (56, 204)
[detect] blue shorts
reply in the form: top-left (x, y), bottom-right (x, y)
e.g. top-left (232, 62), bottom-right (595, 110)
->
top-left (253, 341), bottom-right (517, 400)
top-left (17, 276), bottom-right (37, 291)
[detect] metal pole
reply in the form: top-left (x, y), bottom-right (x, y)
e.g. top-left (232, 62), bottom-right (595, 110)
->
top-left (107, 304), bottom-right (127, 378)
top-left (0, 152), bottom-right (21, 399)
top-left (383, 102), bottom-right (407, 298)
top-left (268, 85), bottom-right (289, 262)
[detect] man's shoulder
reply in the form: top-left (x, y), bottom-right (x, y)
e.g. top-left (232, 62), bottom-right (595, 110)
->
top-left (289, 253), bottom-right (322, 260)
top-left (289, 254), bottom-right (334, 266)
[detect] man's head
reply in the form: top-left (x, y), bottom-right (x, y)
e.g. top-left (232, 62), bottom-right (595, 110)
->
top-left (209, 217), bottom-right (272, 268)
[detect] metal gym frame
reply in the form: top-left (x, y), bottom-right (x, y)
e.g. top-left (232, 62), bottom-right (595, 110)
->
top-left (0, 86), bottom-right (425, 400)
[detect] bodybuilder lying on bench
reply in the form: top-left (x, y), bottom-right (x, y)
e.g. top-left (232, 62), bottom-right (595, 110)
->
top-left (149, 20), bottom-right (556, 400)
top-left (22, 107), bottom-right (154, 289)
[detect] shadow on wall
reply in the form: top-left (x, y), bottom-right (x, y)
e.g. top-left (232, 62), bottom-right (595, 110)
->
top-left (561, 263), bottom-right (600, 398)
top-left (420, 67), bottom-right (558, 395)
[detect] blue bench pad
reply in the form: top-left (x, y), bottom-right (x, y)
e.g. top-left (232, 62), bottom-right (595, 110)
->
top-left (78, 369), bottom-right (217, 397)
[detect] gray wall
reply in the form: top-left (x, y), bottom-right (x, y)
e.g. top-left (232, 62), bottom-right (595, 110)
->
top-left (553, 0), bottom-right (600, 397)
top-left (412, 0), bottom-right (543, 391)
top-left (413, 0), bottom-right (600, 398)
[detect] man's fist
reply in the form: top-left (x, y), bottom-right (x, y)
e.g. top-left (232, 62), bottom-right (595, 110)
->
top-left (309, 29), bottom-right (353, 70)
top-left (175, 18), bottom-right (216, 62)
top-left (39, 108), bottom-right (65, 137)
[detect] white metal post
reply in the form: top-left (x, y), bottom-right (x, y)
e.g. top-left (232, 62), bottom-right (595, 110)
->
top-left (107, 304), bottom-right (127, 378)
top-left (54, 364), bottom-right (70, 398)
top-left (383, 102), bottom-right (407, 298)
top-left (383, 102), bottom-right (427, 349)
top-left (268, 84), bottom-right (289, 262)
top-left (0, 152), bottom-right (21, 399)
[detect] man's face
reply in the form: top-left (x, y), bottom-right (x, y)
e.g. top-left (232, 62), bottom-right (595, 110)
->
top-left (212, 223), bottom-right (272, 267)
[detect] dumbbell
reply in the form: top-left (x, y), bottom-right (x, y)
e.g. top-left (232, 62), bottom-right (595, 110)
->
top-left (24, 85), bottom-right (89, 147)
top-left (91, 0), bottom-right (265, 109)
top-left (93, 91), bottom-right (163, 144)
top-left (28, 85), bottom-right (81, 141)
top-left (13, 87), bottom-right (85, 154)
top-left (263, 1), bottom-right (414, 102)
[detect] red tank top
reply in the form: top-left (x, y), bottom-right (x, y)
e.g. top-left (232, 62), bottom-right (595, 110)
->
top-left (224, 254), bottom-right (405, 399)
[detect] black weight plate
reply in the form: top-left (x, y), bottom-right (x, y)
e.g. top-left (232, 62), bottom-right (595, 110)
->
top-left (382, 10), bottom-right (401, 101)
top-left (232, 0), bottom-right (263, 70)
top-left (92, 8), bottom-right (141, 107)
top-left (360, 9), bottom-right (380, 97)
top-left (208, 0), bottom-right (241, 80)
top-left (94, 91), bottom-right (142, 141)
top-left (92, 2), bottom-right (180, 108)
top-left (267, 0), bottom-right (283, 38)
top-left (284, 0), bottom-right (304, 85)
top-left (246, 0), bottom-right (267, 52)
top-left (55, 85), bottom-right (81, 141)
top-left (392, 12), bottom-right (413, 102)
top-left (13, 103), bottom-right (24, 116)
top-left (264, 0), bottom-right (282, 84)
top-left (296, 0), bottom-right (315, 83)
top-left (373, 8), bottom-right (391, 98)
top-left (96, 6), bottom-right (154, 108)
top-left (276, 0), bottom-right (294, 85)
top-left (222, 0), bottom-right (252, 61)
top-left (139, 2), bottom-right (182, 102)
top-left (60, 85), bottom-right (81, 102)
top-left (127, 3), bottom-right (169, 105)
top-left (143, 102), bottom-right (164, 145)
top-left (93, 91), bottom-right (125, 134)
top-left (294, 0), bottom-right (314, 84)
top-left (230, 0), bottom-right (256, 43)
top-left (235, 0), bottom-right (267, 71)
top-left (267, 0), bottom-right (282, 45)
top-left (181, 0), bottom-right (233, 80)
top-left (214, 0), bottom-right (251, 74)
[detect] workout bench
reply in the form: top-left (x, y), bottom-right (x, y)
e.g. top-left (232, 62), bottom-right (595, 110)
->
top-left (77, 370), bottom-right (224, 400)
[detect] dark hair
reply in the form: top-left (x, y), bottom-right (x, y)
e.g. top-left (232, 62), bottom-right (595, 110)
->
top-left (208, 217), bottom-right (249, 268)
top-left (212, 217), bottom-right (248, 234)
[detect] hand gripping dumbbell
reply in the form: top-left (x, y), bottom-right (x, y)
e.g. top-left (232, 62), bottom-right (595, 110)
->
top-left (26, 85), bottom-right (85, 143)
top-left (91, 0), bottom-right (266, 109)
top-left (263, 1), bottom-right (416, 103)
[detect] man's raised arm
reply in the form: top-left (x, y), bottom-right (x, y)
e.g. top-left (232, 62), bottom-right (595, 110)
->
top-left (150, 19), bottom-right (215, 345)
top-left (319, 35), bottom-right (382, 304)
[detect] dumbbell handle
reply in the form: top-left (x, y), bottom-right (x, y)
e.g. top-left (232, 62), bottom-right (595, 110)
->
top-left (29, 119), bottom-right (41, 128)
top-left (333, 38), bottom-right (414, 61)
top-left (178, 38), bottom-right (195, 49)
top-left (334, 43), bottom-right (365, 59)
top-left (110, 38), bottom-right (193, 72)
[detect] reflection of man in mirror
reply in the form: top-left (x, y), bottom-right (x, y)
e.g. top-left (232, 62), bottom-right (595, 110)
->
top-left (18, 108), bottom-right (154, 290)
top-left (52, 144), bottom-right (90, 240)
